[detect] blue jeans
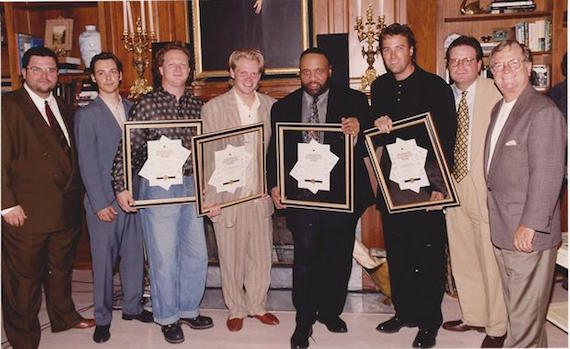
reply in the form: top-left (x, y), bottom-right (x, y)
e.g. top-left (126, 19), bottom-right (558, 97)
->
top-left (138, 176), bottom-right (207, 325)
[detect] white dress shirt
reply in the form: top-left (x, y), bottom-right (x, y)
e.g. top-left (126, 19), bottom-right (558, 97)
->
top-left (487, 98), bottom-right (517, 173)
top-left (24, 83), bottom-right (71, 145)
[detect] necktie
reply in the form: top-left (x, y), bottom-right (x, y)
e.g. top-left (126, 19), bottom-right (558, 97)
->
top-left (452, 90), bottom-right (469, 182)
top-left (45, 101), bottom-right (71, 158)
top-left (303, 96), bottom-right (319, 143)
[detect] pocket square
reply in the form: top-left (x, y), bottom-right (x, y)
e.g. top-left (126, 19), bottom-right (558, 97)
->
top-left (505, 139), bottom-right (517, 146)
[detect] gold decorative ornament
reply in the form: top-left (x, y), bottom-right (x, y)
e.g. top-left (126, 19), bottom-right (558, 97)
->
top-left (122, 18), bottom-right (155, 99)
top-left (354, 4), bottom-right (385, 90)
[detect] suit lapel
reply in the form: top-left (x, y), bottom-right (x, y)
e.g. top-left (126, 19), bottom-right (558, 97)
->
top-left (487, 87), bottom-right (532, 178)
top-left (18, 89), bottom-right (71, 174)
top-left (470, 78), bottom-right (491, 169)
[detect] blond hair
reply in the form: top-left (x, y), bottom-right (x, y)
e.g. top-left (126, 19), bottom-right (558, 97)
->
top-left (228, 49), bottom-right (265, 73)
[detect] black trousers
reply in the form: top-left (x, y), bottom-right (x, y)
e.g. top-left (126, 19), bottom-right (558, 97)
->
top-left (286, 208), bottom-right (358, 327)
top-left (382, 209), bottom-right (447, 330)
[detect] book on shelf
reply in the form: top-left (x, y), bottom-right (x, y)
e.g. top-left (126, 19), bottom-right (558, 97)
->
top-left (490, 1), bottom-right (535, 8)
top-left (513, 19), bottom-right (551, 53)
top-left (58, 68), bottom-right (85, 74)
top-left (531, 64), bottom-right (550, 91)
top-left (58, 56), bottom-right (81, 65)
top-left (16, 33), bottom-right (44, 73)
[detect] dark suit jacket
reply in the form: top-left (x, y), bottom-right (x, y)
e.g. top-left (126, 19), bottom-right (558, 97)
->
top-left (266, 84), bottom-right (374, 216)
top-left (74, 96), bottom-right (133, 214)
top-left (484, 85), bottom-right (566, 251)
top-left (2, 88), bottom-right (82, 233)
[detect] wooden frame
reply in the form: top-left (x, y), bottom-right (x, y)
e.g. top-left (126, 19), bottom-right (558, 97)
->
top-left (190, 0), bottom-right (310, 79)
top-left (123, 119), bottom-right (202, 208)
top-left (192, 123), bottom-right (266, 216)
top-left (364, 112), bottom-right (459, 214)
top-left (44, 18), bottom-right (73, 51)
top-left (276, 122), bottom-right (354, 213)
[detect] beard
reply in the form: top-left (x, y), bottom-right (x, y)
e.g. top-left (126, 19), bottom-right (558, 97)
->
top-left (301, 78), bottom-right (330, 97)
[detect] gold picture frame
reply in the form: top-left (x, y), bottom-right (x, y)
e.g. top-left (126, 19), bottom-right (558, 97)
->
top-left (123, 119), bottom-right (203, 208)
top-left (190, 0), bottom-right (310, 79)
top-left (364, 112), bottom-right (459, 214)
top-left (44, 18), bottom-right (73, 51)
top-left (276, 122), bottom-right (354, 213)
top-left (192, 123), bottom-right (266, 216)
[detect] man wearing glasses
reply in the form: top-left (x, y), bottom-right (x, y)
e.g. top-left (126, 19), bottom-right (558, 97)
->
top-left (485, 40), bottom-right (566, 347)
top-left (1, 46), bottom-right (95, 349)
top-left (441, 36), bottom-right (507, 348)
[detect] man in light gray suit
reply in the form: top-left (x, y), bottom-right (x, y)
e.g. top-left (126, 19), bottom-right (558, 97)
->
top-left (201, 49), bottom-right (278, 332)
top-left (74, 52), bottom-right (152, 344)
top-left (484, 40), bottom-right (566, 348)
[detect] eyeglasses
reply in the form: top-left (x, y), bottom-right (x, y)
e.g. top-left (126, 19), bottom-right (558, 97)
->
top-left (26, 66), bottom-right (58, 74)
top-left (490, 58), bottom-right (526, 73)
top-left (448, 57), bottom-right (477, 68)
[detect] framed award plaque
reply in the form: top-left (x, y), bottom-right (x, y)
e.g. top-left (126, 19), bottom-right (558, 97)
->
top-left (364, 112), bottom-right (459, 214)
top-left (192, 123), bottom-right (266, 216)
top-left (123, 119), bottom-right (202, 208)
top-left (276, 122), bottom-right (354, 213)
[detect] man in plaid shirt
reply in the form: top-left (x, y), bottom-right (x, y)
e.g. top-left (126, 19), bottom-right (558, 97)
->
top-left (111, 42), bottom-right (213, 344)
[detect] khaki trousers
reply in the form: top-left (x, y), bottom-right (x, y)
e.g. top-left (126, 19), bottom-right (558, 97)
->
top-left (213, 199), bottom-right (273, 319)
top-left (446, 175), bottom-right (507, 336)
top-left (493, 246), bottom-right (557, 348)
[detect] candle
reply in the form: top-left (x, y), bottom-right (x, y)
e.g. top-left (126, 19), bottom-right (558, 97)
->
top-left (140, 0), bottom-right (146, 31)
top-left (127, 0), bottom-right (134, 33)
top-left (123, 0), bottom-right (127, 33)
top-left (148, 0), bottom-right (154, 34)
top-left (357, 0), bottom-right (361, 16)
top-left (379, 0), bottom-right (384, 16)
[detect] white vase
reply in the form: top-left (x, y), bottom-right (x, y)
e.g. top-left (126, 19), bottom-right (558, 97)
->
top-left (78, 25), bottom-right (102, 68)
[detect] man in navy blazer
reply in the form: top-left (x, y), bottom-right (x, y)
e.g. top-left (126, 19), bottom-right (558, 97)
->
top-left (74, 53), bottom-right (152, 344)
top-left (484, 41), bottom-right (566, 347)
top-left (266, 48), bottom-right (373, 349)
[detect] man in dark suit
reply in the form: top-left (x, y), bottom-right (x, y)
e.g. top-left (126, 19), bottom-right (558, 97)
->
top-left (1, 46), bottom-right (94, 349)
top-left (484, 40), bottom-right (566, 347)
top-left (74, 52), bottom-right (152, 344)
top-left (266, 47), bottom-right (373, 349)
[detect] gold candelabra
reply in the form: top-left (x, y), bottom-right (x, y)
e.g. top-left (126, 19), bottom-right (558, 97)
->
top-left (354, 4), bottom-right (385, 90)
top-left (122, 18), bottom-right (155, 99)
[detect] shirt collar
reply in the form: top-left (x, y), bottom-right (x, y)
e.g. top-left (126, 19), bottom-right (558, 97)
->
top-left (24, 82), bottom-right (55, 104)
top-left (451, 78), bottom-right (477, 99)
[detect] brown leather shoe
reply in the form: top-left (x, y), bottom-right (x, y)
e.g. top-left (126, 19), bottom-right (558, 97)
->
top-left (226, 317), bottom-right (243, 332)
top-left (251, 312), bottom-right (280, 325)
top-left (481, 334), bottom-right (506, 348)
top-left (442, 320), bottom-right (484, 332)
top-left (73, 317), bottom-right (95, 329)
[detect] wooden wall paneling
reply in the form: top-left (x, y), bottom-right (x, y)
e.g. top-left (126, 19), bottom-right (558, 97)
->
top-left (552, 0), bottom-right (567, 84)
top-left (407, 0), bottom-right (438, 73)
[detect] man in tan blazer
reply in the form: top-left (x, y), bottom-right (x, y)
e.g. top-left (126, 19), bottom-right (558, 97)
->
top-left (442, 36), bottom-right (508, 348)
top-left (202, 49), bottom-right (278, 332)
top-left (1, 47), bottom-right (94, 349)
top-left (485, 40), bottom-right (566, 347)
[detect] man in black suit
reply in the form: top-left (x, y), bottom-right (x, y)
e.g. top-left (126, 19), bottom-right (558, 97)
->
top-left (266, 47), bottom-right (373, 349)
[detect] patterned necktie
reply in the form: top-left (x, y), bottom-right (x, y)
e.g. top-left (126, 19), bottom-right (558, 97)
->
top-left (303, 96), bottom-right (319, 143)
top-left (45, 101), bottom-right (71, 158)
top-left (452, 90), bottom-right (469, 182)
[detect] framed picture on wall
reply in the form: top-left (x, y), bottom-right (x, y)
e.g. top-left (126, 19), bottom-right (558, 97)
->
top-left (44, 18), bottom-right (74, 51)
top-left (189, 0), bottom-right (310, 79)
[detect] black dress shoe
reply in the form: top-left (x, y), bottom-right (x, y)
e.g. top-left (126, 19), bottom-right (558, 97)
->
top-left (161, 323), bottom-right (184, 344)
top-left (290, 325), bottom-right (313, 349)
top-left (179, 315), bottom-right (213, 329)
top-left (481, 334), bottom-right (506, 348)
top-left (317, 315), bottom-right (347, 333)
top-left (412, 328), bottom-right (437, 348)
top-left (92, 325), bottom-right (110, 343)
top-left (122, 310), bottom-right (154, 323)
top-left (376, 316), bottom-right (417, 333)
